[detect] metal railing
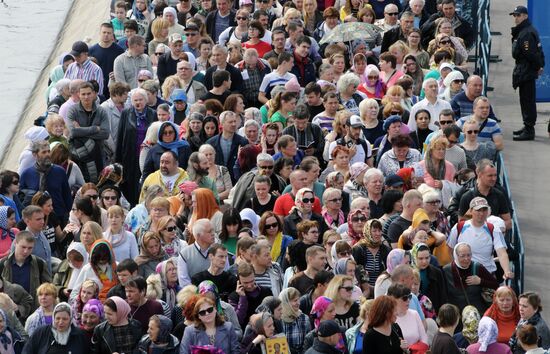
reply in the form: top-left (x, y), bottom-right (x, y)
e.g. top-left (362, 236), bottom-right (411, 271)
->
top-left (473, 0), bottom-right (492, 96)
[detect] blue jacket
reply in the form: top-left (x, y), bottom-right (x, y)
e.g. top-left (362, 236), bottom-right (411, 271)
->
top-left (19, 164), bottom-right (72, 220)
top-left (180, 322), bottom-right (240, 354)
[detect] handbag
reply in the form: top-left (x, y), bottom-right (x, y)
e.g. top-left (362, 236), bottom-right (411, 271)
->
top-left (472, 262), bottom-right (495, 304)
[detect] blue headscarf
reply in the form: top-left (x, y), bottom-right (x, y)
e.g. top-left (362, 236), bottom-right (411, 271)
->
top-left (157, 122), bottom-right (190, 156)
top-left (131, 0), bottom-right (154, 20)
top-left (0, 309), bottom-right (11, 350)
top-left (0, 207), bottom-right (15, 240)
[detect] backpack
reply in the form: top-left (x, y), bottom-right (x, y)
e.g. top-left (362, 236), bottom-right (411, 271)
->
top-left (456, 220), bottom-right (494, 242)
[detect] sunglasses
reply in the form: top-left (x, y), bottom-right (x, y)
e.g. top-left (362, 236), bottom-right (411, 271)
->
top-left (186, 32), bottom-right (199, 36)
top-left (265, 222), bottom-right (278, 229)
top-left (103, 195), bottom-right (117, 201)
top-left (259, 165), bottom-right (274, 170)
top-left (327, 197), bottom-right (342, 203)
top-left (340, 286), bottom-right (354, 291)
top-left (88, 194), bottom-right (99, 200)
top-left (138, 79), bottom-right (146, 83)
top-left (439, 40), bottom-right (451, 45)
top-left (439, 120), bottom-right (454, 125)
top-left (198, 306), bottom-right (215, 317)
top-left (401, 293), bottom-right (413, 301)
top-left (12, 180), bottom-right (19, 185)
top-left (367, 75), bottom-right (379, 80)
top-left (165, 226), bottom-right (177, 232)
top-left (466, 130), bottom-right (479, 134)
top-left (352, 216), bottom-right (367, 222)
top-left (386, 12), bottom-right (399, 16)
top-left (155, 52), bottom-right (163, 56)
top-left (453, 79), bottom-right (464, 84)
top-left (237, 16), bottom-right (248, 20)
top-left (302, 198), bottom-right (315, 204)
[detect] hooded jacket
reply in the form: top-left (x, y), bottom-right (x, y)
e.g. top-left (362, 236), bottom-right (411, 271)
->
top-left (53, 242), bottom-right (88, 300)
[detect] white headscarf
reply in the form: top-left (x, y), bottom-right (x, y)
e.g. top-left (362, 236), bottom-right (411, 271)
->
top-left (239, 208), bottom-right (260, 237)
top-left (66, 242), bottom-right (88, 290)
top-left (52, 302), bottom-right (72, 345)
top-left (477, 316), bottom-right (499, 351)
top-left (453, 242), bottom-right (471, 270)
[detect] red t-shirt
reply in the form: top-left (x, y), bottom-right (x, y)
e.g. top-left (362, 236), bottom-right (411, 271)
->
top-left (242, 40), bottom-right (273, 58)
top-left (273, 193), bottom-right (322, 217)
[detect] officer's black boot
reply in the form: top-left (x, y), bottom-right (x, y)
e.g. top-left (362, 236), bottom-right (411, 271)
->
top-left (513, 126), bottom-right (535, 141)
top-left (513, 127), bottom-right (525, 135)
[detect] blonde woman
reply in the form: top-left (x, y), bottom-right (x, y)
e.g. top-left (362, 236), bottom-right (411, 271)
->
top-left (104, 205), bottom-right (138, 261)
top-left (303, 0), bottom-right (323, 33)
top-left (279, 287), bottom-right (311, 354)
top-left (389, 40), bottom-right (409, 72)
top-left (25, 283), bottom-right (58, 336)
top-left (80, 220), bottom-right (103, 253)
top-left (345, 299), bottom-right (374, 353)
top-left (161, 75), bottom-right (183, 102)
top-left (273, 8), bottom-right (302, 30)
top-left (324, 274), bottom-right (360, 329)
top-left (148, 18), bottom-right (170, 60)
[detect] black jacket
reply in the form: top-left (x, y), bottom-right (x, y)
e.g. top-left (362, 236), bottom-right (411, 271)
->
top-left (22, 325), bottom-right (89, 354)
top-left (204, 63), bottom-right (243, 92)
top-left (421, 13), bottom-right (474, 48)
top-left (91, 319), bottom-right (142, 354)
top-left (283, 209), bottom-right (328, 241)
top-left (381, 26), bottom-right (408, 53)
top-left (282, 123), bottom-right (325, 165)
top-left (205, 9), bottom-right (237, 43)
top-left (138, 333), bottom-right (180, 354)
top-left (511, 19), bottom-right (545, 88)
top-left (423, 264), bottom-right (448, 313)
top-left (115, 106), bottom-right (157, 206)
top-left (305, 338), bottom-right (343, 354)
top-left (205, 133), bottom-right (248, 184)
top-left (142, 143), bottom-right (192, 181)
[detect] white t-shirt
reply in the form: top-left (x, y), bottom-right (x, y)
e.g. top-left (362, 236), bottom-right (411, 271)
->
top-left (161, 173), bottom-right (180, 192)
top-left (447, 220), bottom-right (507, 273)
top-left (259, 71), bottom-right (297, 97)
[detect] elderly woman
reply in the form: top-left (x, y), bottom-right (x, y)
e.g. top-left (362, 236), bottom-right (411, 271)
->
top-left (466, 317), bottom-right (512, 354)
top-left (378, 134), bottom-right (421, 177)
top-left (116, 88), bottom-right (156, 206)
top-left (483, 286), bottom-right (520, 344)
top-left (136, 231), bottom-right (167, 279)
top-left (303, 296), bottom-right (346, 352)
top-left (443, 243), bottom-right (499, 313)
top-left (359, 98), bottom-right (385, 143)
top-left (352, 219), bottom-right (391, 287)
top-left (358, 64), bottom-right (386, 100)
top-left (138, 315), bottom-right (179, 353)
top-left (283, 188), bottom-right (327, 240)
top-left (142, 121), bottom-right (192, 180)
top-left (337, 73), bottom-right (364, 116)
top-left (181, 297), bottom-right (240, 353)
top-left (387, 283), bottom-right (429, 350)
top-left (373, 115), bottom-right (404, 162)
top-left (417, 136), bottom-right (456, 189)
top-left (342, 162), bottom-right (369, 200)
top-left (460, 118), bottom-right (498, 164)
top-left (198, 144), bottom-right (232, 203)
top-left (279, 287), bottom-right (311, 354)
top-left (80, 299), bottom-right (103, 339)
top-left (241, 312), bottom-right (278, 354)
top-left (440, 70), bottom-right (465, 102)
top-left (509, 292), bottom-right (550, 353)
top-left (313, 7), bottom-right (339, 42)
top-left (22, 302), bottom-right (88, 354)
top-left (321, 187), bottom-right (346, 230)
top-left (341, 208), bottom-right (367, 246)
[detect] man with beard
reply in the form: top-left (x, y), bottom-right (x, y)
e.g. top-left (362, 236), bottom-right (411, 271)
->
top-left (186, 152), bottom-right (220, 203)
top-left (140, 151), bottom-right (189, 202)
top-left (19, 141), bottom-right (72, 222)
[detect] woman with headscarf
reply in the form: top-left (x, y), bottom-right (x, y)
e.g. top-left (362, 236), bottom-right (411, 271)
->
top-left (466, 316), bottom-right (512, 354)
top-left (128, 0), bottom-right (153, 36)
top-left (72, 239), bottom-right (118, 302)
top-left (80, 299), bottom-right (103, 340)
top-left (22, 302), bottom-right (89, 354)
top-left (352, 219), bottom-right (391, 288)
top-left (341, 209), bottom-right (368, 246)
top-left (0, 207), bottom-right (17, 259)
top-left (484, 286), bottom-right (521, 344)
top-left (358, 64), bottom-right (387, 100)
top-left (443, 243), bottom-right (499, 314)
top-left (52, 242), bottom-right (88, 302)
top-left (374, 249), bottom-right (409, 298)
top-left (0, 308), bottom-right (23, 354)
top-left (410, 243), bottom-right (447, 313)
top-left (333, 258), bottom-right (364, 301)
top-left (136, 231), bottom-right (167, 279)
top-left (241, 312), bottom-right (278, 354)
top-left (91, 296), bottom-right (142, 354)
top-left (155, 258), bottom-right (180, 313)
top-left (142, 121), bottom-right (192, 181)
top-left (279, 287), bottom-right (311, 354)
top-left (439, 70), bottom-right (465, 102)
top-left (70, 280), bottom-right (99, 327)
top-left (138, 315), bottom-right (180, 353)
top-left (197, 280), bottom-right (242, 339)
top-left (303, 296), bottom-right (347, 353)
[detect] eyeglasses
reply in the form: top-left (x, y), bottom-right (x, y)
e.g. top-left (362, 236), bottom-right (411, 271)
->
top-left (386, 12), bottom-right (399, 16)
top-left (163, 130), bottom-right (176, 135)
top-left (339, 286), bottom-right (354, 292)
top-left (466, 130), bottom-right (479, 134)
top-left (88, 194), bottom-right (99, 200)
top-left (302, 198), bottom-right (315, 204)
top-left (352, 216), bottom-right (367, 222)
top-left (185, 32), bottom-right (199, 36)
top-left (401, 293), bottom-right (413, 301)
top-left (259, 165), bottom-right (274, 170)
top-left (237, 16), bottom-right (248, 20)
top-left (198, 306), bottom-right (215, 317)
top-left (439, 40), bottom-right (451, 45)
top-left (165, 226), bottom-right (177, 232)
top-left (265, 222), bottom-right (278, 229)
top-left (327, 197), bottom-right (342, 203)
top-left (426, 200), bottom-right (441, 205)
top-left (439, 120), bottom-right (454, 125)
top-left (103, 195), bottom-right (117, 201)
top-left (367, 75), bottom-right (379, 80)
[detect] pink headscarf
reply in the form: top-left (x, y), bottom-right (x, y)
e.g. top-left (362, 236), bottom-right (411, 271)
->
top-left (109, 296), bottom-right (131, 326)
top-left (310, 296), bottom-right (333, 328)
top-left (365, 64), bottom-right (385, 97)
top-left (346, 209), bottom-right (366, 245)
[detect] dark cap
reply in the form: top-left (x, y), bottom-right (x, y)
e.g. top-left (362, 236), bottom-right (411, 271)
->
top-left (509, 5), bottom-right (528, 15)
top-left (70, 41), bottom-right (89, 56)
top-left (317, 320), bottom-right (341, 337)
top-left (385, 174), bottom-right (404, 187)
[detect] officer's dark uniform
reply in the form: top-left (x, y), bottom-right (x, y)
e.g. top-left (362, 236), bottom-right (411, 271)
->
top-left (511, 8), bottom-right (545, 140)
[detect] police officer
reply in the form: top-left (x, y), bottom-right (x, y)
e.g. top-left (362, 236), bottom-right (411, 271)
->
top-left (510, 5), bottom-right (545, 141)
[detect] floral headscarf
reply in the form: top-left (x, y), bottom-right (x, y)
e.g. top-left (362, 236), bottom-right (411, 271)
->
top-left (361, 219), bottom-right (382, 248)
top-left (346, 209), bottom-right (366, 245)
top-left (197, 281), bottom-right (224, 316)
top-left (82, 299), bottom-right (104, 320)
top-left (310, 296), bottom-right (333, 328)
top-left (477, 316), bottom-right (499, 351)
top-left (386, 249), bottom-right (408, 275)
top-left (0, 207), bottom-right (15, 240)
top-left (462, 305), bottom-right (481, 344)
top-left (0, 309), bottom-right (11, 350)
top-left (410, 242), bottom-right (429, 268)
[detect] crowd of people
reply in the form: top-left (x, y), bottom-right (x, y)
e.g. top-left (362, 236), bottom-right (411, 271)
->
top-left (1, 0), bottom-right (545, 353)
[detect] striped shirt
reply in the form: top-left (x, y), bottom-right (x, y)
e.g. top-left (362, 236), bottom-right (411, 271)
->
top-left (456, 116), bottom-right (502, 143)
top-left (259, 71), bottom-right (297, 98)
top-left (64, 59), bottom-right (104, 94)
top-left (312, 113), bottom-right (335, 132)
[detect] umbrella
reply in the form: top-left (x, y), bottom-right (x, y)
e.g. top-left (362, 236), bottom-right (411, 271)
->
top-left (320, 22), bottom-right (382, 45)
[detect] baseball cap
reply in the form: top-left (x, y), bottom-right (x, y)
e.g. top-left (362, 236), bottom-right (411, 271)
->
top-left (347, 115), bottom-right (363, 128)
top-left (317, 320), bottom-right (341, 337)
top-left (469, 197), bottom-right (489, 210)
top-left (171, 89), bottom-right (187, 102)
top-left (509, 5), bottom-right (528, 15)
top-left (185, 23), bottom-right (200, 32)
top-left (70, 41), bottom-right (89, 56)
top-left (169, 33), bottom-right (183, 43)
top-left (385, 174), bottom-right (404, 187)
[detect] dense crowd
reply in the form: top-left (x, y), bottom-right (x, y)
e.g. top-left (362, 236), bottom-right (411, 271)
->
top-left (0, 0), bottom-right (546, 353)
